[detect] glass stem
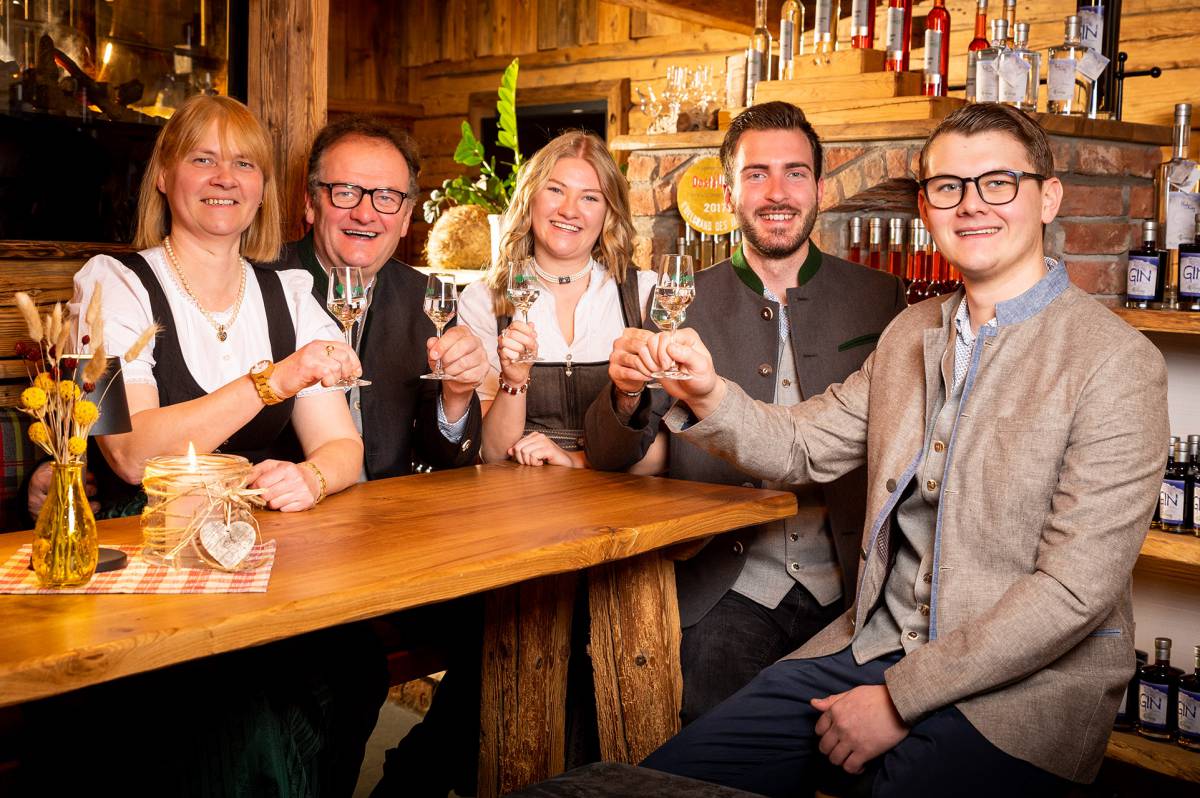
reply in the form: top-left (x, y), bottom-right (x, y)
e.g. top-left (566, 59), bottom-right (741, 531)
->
top-left (435, 324), bottom-right (445, 375)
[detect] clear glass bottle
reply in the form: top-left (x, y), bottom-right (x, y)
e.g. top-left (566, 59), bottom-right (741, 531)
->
top-left (1178, 215), bottom-right (1200, 312)
top-left (851, 0), bottom-right (875, 49)
top-left (1157, 104), bottom-right (1197, 309)
top-left (1138, 637), bottom-right (1183, 741)
top-left (1046, 16), bottom-right (1092, 116)
top-left (965, 0), bottom-right (989, 103)
top-left (974, 19), bottom-right (1010, 104)
top-left (779, 0), bottom-right (805, 79)
top-left (999, 22), bottom-right (1040, 111)
top-left (883, 0), bottom-right (913, 72)
top-left (1077, 0), bottom-right (1106, 117)
top-left (811, 0), bottom-right (840, 64)
top-left (923, 0), bottom-right (951, 97)
top-left (1003, 0), bottom-right (1017, 45)
top-left (1126, 220), bottom-right (1166, 308)
top-left (747, 0), bottom-right (773, 104)
top-left (1179, 645), bottom-right (1200, 751)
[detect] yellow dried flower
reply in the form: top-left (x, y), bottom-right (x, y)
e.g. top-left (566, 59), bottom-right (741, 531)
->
top-left (28, 421), bottom-right (48, 446)
top-left (58, 380), bottom-right (80, 401)
top-left (34, 372), bottom-right (54, 393)
top-left (67, 436), bottom-right (87, 456)
top-left (20, 387), bottom-right (47, 411)
top-left (72, 400), bottom-right (99, 427)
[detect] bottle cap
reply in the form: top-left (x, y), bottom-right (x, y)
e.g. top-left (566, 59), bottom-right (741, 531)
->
top-left (1155, 637), bottom-right (1172, 653)
top-left (1176, 103), bottom-right (1193, 125)
top-left (1064, 15), bottom-right (1080, 40)
top-left (1188, 434), bottom-right (1200, 443)
top-left (1177, 443), bottom-right (1191, 463)
top-left (991, 18), bottom-right (1009, 42)
top-left (1015, 22), bottom-right (1030, 46)
top-left (1142, 220), bottom-right (1158, 241)
top-left (1005, 0), bottom-right (1017, 7)
top-left (850, 217), bottom-right (864, 242)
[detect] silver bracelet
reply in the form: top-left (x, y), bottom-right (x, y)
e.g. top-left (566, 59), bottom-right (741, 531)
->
top-left (617, 386), bottom-right (644, 399)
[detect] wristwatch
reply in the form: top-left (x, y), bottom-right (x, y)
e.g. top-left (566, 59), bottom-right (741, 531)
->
top-left (249, 360), bottom-right (285, 405)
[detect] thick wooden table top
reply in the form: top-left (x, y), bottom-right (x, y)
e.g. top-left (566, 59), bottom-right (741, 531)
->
top-left (0, 463), bottom-right (793, 707)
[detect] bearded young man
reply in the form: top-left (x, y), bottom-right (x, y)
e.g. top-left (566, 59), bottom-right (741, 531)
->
top-left (635, 103), bottom-right (1168, 798)
top-left (585, 101), bottom-right (905, 725)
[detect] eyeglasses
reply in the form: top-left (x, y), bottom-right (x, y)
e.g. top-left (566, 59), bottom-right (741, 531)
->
top-left (315, 182), bottom-right (410, 215)
top-left (919, 170), bottom-right (1047, 210)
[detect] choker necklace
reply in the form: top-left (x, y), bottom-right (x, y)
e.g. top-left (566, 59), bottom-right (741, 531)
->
top-left (163, 236), bottom-right (247, 343)
top-left (532, 259), bottom-right (592, 285)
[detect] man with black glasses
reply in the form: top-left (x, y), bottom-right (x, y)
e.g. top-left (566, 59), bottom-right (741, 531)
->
top-left (635, 104), bottom-right (1168, 797)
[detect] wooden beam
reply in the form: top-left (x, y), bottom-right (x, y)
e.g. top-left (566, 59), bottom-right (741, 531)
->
top-left (248, 0), bottom-right (329, 241)
top-left (604, 0), bottom-right (759, 34)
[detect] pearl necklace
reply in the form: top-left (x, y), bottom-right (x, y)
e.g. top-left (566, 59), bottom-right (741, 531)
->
top-left (163, 236), bottom-right (247, 343)
top-left (532, 259), bottom-right (593, 285)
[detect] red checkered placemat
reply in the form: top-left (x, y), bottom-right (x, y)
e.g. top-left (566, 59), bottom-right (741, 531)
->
top-left (0, 542), bottom-right (276, 594)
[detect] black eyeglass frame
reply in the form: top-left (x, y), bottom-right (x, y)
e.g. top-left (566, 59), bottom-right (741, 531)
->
top-left (918, 169), bottom-right (1049, 210)
top-left (314, 182), bottom-right (411, 215)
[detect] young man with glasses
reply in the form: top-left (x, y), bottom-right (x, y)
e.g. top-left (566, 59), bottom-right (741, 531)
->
top-left (633, 104), bottom-right (1168, 796)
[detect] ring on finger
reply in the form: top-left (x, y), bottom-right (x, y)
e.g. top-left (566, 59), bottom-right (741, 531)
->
top-left (325, 344), bottom-right (335, 357)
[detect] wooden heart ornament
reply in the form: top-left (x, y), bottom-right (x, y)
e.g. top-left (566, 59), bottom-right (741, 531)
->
top-left (198, 519), bottom-right (257, 570)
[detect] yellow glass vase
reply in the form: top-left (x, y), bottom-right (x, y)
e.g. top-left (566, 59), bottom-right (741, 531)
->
top-left (32, 462), bottom-right (98, 587)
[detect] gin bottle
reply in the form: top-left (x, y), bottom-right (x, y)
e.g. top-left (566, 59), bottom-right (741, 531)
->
top-left (1126, 221), bottom-right (1166, 309)
top-left (1046, 16), bottom-right (1092, 116)
top-left (1138, 637), bottom-right (1183, 741)
top-left (999, 22), bottom-right (1040, 111)
top-left (974, 19), bottom-right (1010, 104)
top-left (1178, 215), bottom-right (1200, 311)
top-left (1179, 645), bottom-right (1200, 751)
top-left (1159, 442), bottom-right (1193, 534)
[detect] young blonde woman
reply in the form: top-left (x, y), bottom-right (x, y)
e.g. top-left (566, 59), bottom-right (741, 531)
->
top-left (459, 130), bottom-right (655, 467)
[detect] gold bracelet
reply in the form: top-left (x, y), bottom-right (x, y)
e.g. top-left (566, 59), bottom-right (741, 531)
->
top-left (302, 461), bottom-right (327, 505)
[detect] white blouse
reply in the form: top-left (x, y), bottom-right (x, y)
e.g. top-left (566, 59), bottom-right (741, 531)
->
top-left (68, 247), bottom-right (343, 398)
top-left (458, 260), bottom-right (656, 402)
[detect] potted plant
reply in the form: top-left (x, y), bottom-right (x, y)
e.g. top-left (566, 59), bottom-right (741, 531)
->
top-left (423, 58), bottom-right (524, 269)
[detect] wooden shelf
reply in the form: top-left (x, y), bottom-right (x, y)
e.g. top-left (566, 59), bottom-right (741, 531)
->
top-left (1106, 731), bottom-right (1200, 782)
top-left (1113, 308), bottom-right (1200, 335)
top-left (1136, 529), bottom-right (1200, 581)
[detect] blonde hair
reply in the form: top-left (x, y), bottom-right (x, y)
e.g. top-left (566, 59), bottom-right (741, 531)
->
top-left (485, 130), bottom-right (634, 313)
top-left (133, 95), bottom-right (282, 262)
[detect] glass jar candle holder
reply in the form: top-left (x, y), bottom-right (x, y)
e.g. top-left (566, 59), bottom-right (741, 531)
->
top-left (141, 452), bottom-right (257, 569)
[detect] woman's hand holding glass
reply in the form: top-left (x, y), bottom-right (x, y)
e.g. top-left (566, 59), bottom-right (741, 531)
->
top-left (498, 319), bottom-right (538, 386)
top-left (506, 258), bottom-right (543, 364)
top-left (271, 340), bottom-right (363, 398)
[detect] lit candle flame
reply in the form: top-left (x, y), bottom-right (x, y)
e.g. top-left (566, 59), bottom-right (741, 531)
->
top-left (186, 441), bottom-right (198, 472)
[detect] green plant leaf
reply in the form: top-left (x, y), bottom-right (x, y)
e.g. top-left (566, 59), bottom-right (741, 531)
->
top-left (453, 121), bottom-right (485, 166)
top-left (496, 58), bottom-right (520, 157)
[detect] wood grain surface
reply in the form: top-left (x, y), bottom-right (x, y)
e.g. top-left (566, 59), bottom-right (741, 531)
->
top-left (0, 463), bottom-right (794, 707)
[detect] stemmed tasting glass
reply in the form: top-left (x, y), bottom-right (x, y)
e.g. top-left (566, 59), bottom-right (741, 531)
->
top-left (649, 254), bottom-right (695, 381)
top-left (326, 266), bottom-right (372, 387)
top-left (420, 273), bottom-right (459, 381)
top-left (506, 257), bottom-right (543, 363)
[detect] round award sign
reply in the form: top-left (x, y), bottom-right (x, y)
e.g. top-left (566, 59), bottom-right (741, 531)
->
top-left (676, 156), bottom-right (737, 236)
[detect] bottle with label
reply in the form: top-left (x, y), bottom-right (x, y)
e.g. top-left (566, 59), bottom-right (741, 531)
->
top-left (1046, 16), bottom-right (1092, 116)
top-left (907, 218), bottom-right (929, 303)
top-left (1139, 637), bottom-right (1183, 741)
top-left (779, 0), bottom-right (804, 79)
top-left (848, 217), bottom-right (864, 264)
top-left (811, 0), bottom-right (840, 65)
top-left (868, 217), bottom-right (885, 270)
top-left (700, 233), bottom-right (714, 269)
top-left (1126, 221), bottom-right (1166, 309)
top-left (965, 0), bottom-right (989, 103)
top-left (746, 0), bottom-right (773, 105)
top-left (887, 218), bottom-right (907, 280)
top-left (1116, 648), bottom-right (1149, 731)
top-left (851, 0), bottom-right (875, 49)
top-left (999, 22), bottom-right (1040, 111)
top-left (923, 0), bottom-right (951, 97)
top-left (930, 240), bottom-right (949, 294)
top-left (714, 233), bottom-right (730, 263)
top-left (1153, 437), bottom-right (1178, 529)
top-left (1077, 0), bottom-right (1106, 117)
top-left (1188, 435), bottom-right (1200, 535)
top-left (974, 19), bottom-right (1010, 104)
top-left (883, 0), bottom-right (913, 72)
top-left (1179, 645), bottom-right (1200, 751)
top-left (1159, 442), bottom-right (1193, 534)
top-left (1157, 104), bottom-right (1197, 310)
top-left (1178, 215), bottom-right (1200, 311)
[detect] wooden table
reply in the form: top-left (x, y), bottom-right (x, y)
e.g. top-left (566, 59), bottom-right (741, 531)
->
top-left (0, 463), bottom-right (793, 795)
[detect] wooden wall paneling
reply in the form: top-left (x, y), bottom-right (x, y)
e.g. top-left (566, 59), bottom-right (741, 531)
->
top-left (512, 0), bottom-right (541, 54)
top-left (597, 2), bottom-right (632, 43)
top-left (629, 9), bottom-right (651, 37)
top-left (538, 0), bottom-right (560, 50)
top-left (556, 0), bottom-right (579, 48)
top-left (578, 0), bottom-right (601, 47)
top-left (493, 0), bottom-right (515, 56)
top-left (476, 0), bottom-right (497, 57)
top-left (604, 0), bottom-right (760, 33)
top-left (443, 0), bottom-right (472, 63)
top-left (248, 0), bottom-right (329, 240)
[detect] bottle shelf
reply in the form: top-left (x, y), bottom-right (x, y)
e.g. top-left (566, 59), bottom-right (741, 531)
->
top-left (1106, 731), bottom-right (1200, 782)
top-left (1112, 307), bottom-right (1200, 335)
top-left (1136, 529), bottom-right (1200, 581)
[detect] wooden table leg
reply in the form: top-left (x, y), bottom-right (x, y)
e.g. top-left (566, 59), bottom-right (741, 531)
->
top-left (478, 572), bottom-right (577, 798)
top-left (588, 552), bottom-right (683, 764)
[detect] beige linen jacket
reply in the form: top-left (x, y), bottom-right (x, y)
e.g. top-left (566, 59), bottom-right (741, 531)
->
top-left (669, 265), bottom-right (1169, 782)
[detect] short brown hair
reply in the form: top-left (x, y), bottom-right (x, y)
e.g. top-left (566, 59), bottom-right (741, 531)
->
top-left (134, 95), bottom-right (281, 261)
top-left (719, 101), bottom-right (824, 186)
top-left (919, 103), bottom-right (1054, 179)
top-left (307, 116), bottom-right (421, 197)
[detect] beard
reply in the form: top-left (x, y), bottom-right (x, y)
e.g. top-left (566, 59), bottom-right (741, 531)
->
top-left (735, 203), bottom-right (818, 260)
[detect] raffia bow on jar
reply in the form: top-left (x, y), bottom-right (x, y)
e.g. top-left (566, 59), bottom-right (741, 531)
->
top-left (12, 287), bottom-right (158, 587)
top-left (140, 445), bottom-right (267, 572)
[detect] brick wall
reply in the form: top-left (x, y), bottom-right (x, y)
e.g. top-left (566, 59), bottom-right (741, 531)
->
top-left (626, 135), bottom-right (1161, 306)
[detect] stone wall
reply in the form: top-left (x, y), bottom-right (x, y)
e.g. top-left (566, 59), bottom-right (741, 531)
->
top-left (625, 135), bottom-right (1162, 306)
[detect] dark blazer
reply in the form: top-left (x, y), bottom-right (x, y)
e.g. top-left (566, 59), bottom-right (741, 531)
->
top-left (584, 251), bottom-right (906, 627)
top-left (267, 236), bottom-right (483, 479)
